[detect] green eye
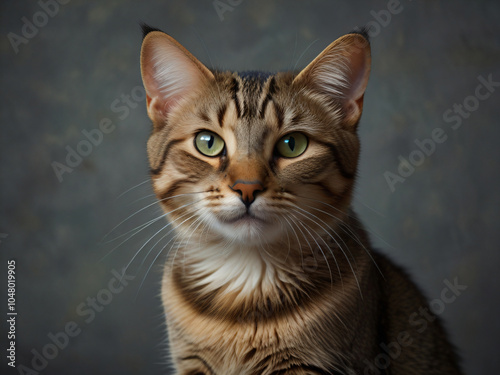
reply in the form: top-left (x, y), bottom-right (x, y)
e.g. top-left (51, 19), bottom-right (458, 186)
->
top-left (276, 132), bottom-right (308, 158)
top-left (195, 131), bottom-right (225, 157)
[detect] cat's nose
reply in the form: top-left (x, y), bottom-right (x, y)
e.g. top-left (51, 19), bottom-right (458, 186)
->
top-left (229, 180), bottom-right (264, 207)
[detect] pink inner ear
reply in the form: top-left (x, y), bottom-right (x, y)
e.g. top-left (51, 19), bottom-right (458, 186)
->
top-left (140, 32), bottom-right (215, 125)
top-left (345, 47), bottom-right (370, 102)
top-left (148, 95), bottom-right (181, 119)
top-left (293, 34), bottom-right (371, 116)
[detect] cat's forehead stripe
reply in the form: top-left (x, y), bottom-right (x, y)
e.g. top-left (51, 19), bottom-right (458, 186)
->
top-left (241, 77), bottom-right (265, 118)
top-left (231, 73), bottom-right (277, 121)
top-left (230, 77), bottom-right (242, 118)
top-left (216, 103), bottom-right (227, 128)
top-left (273, 102), bottom-right (285, 130)
top-left (258, 76), bottom-right (276, 119)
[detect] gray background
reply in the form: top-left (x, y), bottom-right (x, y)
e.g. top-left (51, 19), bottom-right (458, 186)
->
top-left (1, 0), bottom-right (499, 374)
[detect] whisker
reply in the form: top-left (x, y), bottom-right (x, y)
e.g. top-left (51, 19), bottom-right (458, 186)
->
top-left (293, 38), bottom-right (320, 71)
top-left (183, 216), bottom-right (206, 250)
top-left (101, 191), bottom-right (205, 243)
top-left (123, 209), bottom-right (199, 276)
top-left (198, 215), bottom-right (211, 250)
top-left (134, 214), bottom-right (201, 300)
top-left (287, 30), bottom-right (298, 72)
top-left (295, 195), bottom-right (356, 221)
top-left (169, 214), bottom-right (210, 273)
top-left (290, 211), bottom-right (340, 286)
top-left (116, 179), bottom-right (151, 200)
top-left (291, 207), bottom-right (362, 298)
top-left (353, 196), bottom-right (386, 218)
top-left (295, 195), bottom-right (384, 279)
top-left (292, 219), bottom-right (349, 331)
top-left (101, 212), bottom-right (165, 245)
top-left (136, 211), bottom-right (200, 272)
top-left (176, 215), bottom-right (206, 274)
top-left (162, 230), bottom-right (185, 274)
top-left (258, 242), bottom-right (278, 264)
top-left (185, 214), bottom-right (207, 247)
top-left (304, 203), bottom-right (384, 279)
top-left (129, 193), bottom-right (158, 205)
top-left (288, 213), bottom-right (314, 267)
top-left (295, 205), bottom-right (358, 270)
top-left (300, 195), bottom-right (389, 249)
top-left (295, 219), bottom-right (334, 289)
top-left (277, 216), bottom-right (292, 263)
top-left (281, 215), bottom-right (305, 266)
top-left (169, 233), bottom-right (187, 275)
top-left (100, 199), bottom-right (204, 261)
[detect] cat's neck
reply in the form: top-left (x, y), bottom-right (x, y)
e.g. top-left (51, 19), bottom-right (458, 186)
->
top-left (167, 212), bottom-right (372, 319)
top-left (179, 242), bottom-right (310, 297)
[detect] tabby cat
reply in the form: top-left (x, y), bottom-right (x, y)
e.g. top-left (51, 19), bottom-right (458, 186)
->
top-left (139, 25), bottom-right (462, 375)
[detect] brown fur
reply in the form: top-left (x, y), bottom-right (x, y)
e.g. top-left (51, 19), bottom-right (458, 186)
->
top-left (139, 27), bottom-right (462, 374)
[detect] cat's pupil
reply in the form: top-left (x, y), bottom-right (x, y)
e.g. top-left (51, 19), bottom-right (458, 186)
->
top-left (286, 136), bottom-right (295, 151)
top-left (207, 135), bottom-right (215, 149)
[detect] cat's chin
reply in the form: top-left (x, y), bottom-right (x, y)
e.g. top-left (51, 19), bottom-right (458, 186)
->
top-left (213, 213), bottom-right (281, 244)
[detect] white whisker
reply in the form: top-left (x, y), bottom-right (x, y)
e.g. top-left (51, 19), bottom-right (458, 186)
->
top-left (291, 207), bottom-right (361, 298)
top-left (123, 208), bottom-right (199, 276)
top-left (295, 219), bottom-right (334, 289)
top-left (281, 215), bottom-right (304, 266)
top-left (101, 191), bottom-right (205, 243)
top-left (303, 203), bottom-right (384, 279)
top-left (100, 198), bottom-right (204, 262)
top-left (134, 217), bottom-right (198, 300)
top-left (129, 193), bottom-right (158, 205)
top-left (116, 179), bottom-right (151, 199)
top-left (295, 195), bottom-right (384, 279)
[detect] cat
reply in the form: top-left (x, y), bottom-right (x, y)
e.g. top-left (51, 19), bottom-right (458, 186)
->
top-left (138, 24), bottom-right (463, 375)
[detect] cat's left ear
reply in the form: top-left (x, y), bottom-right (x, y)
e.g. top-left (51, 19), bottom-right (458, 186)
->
top-left (293, 32), bottom-right (371, 128)
top-left (140, 29), bottom-right (214, 128)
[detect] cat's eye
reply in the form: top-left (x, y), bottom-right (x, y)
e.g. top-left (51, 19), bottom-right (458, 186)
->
top-left (275, 132), bottom-right (308, 158)
top-left (195, 131), bottom-right (225, 157)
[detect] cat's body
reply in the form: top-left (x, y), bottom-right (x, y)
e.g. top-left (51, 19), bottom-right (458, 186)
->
top-left (139, 26), bottom-right (462, 374)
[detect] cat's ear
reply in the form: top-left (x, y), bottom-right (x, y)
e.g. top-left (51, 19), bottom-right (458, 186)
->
top-left (140, 30), bottom-right (214, 128)
top-left (293, 32), bottom-right (371, 128)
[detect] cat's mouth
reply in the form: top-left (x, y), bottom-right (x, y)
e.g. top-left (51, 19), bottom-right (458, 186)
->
top-left (219, 212), bottom-right (265, 225)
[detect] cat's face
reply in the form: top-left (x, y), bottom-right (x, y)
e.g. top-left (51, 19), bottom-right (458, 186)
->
top-left (140, 30), bottom-right (370, 250)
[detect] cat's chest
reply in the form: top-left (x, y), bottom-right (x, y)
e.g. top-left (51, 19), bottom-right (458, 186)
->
top-left (161, 267), bottom-right (352, 374)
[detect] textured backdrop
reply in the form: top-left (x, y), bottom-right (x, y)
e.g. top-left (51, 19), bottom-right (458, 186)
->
top-left (1, 1), bottom-right (499, 374)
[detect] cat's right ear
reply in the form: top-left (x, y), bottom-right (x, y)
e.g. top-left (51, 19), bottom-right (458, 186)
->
top-left (140, 30), bottom-right (214, 129)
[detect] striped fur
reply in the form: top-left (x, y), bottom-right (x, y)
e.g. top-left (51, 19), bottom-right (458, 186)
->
top-left (139, 28), bottom-right (462, 374)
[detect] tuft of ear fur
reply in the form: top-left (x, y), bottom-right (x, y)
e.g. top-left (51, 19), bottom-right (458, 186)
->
top-left (140, 29), bottom-right (214, 129)
top-left (293, 32), bottom-right (371, 128)
top-left (140, 23), bottom-right (164, 39)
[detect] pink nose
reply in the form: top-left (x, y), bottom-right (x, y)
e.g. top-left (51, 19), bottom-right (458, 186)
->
top-left (229, 180), bottom-right (264, 206)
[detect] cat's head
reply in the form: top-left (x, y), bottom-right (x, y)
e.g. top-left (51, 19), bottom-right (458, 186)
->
top-left (140, 27), bottom-right (370, 250)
